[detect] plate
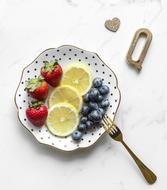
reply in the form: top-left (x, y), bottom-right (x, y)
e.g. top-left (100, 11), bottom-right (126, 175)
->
top-left (15, 45), bottom-right (121, 151)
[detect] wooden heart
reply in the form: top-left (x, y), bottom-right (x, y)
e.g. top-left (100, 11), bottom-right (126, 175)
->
top-left (105, 17), bottom-right (120, 32)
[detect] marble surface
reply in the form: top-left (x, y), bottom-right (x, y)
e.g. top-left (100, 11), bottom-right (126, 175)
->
top-left (0, 0), bottom-right (167, 189)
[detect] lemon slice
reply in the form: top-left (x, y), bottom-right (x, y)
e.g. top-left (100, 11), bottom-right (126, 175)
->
top-left (46, 103), bottom-right (79, 137)
top-left (61, 63), bottom-right (92, 95)
top-left (49, 85), bottom-right (82, 112)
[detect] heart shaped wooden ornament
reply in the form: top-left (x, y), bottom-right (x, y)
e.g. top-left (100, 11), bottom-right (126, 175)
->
top-left (105, 17), bottom-right (120, 32)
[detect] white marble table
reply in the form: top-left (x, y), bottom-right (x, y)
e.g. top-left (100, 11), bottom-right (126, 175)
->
top-left (0, 0), bottom-right (167, 189)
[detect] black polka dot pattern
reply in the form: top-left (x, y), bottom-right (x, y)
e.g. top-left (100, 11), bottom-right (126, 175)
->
top-left (16, 46), bottom-right (120, 151)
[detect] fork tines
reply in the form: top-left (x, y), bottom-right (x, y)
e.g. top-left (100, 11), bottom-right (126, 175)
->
top-left (102, 114), bottom-right (118, 135)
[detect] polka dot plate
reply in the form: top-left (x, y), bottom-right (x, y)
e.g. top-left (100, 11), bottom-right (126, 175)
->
top-left (15, 45), bottom-right (121, 152)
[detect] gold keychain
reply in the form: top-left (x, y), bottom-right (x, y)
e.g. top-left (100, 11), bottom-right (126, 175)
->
top-left (126, 28), bottom-right (152, 72)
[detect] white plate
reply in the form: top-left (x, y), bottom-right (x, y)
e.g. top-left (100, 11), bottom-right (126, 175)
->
top-left (15, 45), bottom-right (121, 151)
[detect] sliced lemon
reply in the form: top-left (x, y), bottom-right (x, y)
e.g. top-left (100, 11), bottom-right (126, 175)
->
top-left (49, 85), bottom-right (82, 112)
top-left (61, 63), bottom-right (92, 95)
top-left (46, 103), bottom-right (79, 137)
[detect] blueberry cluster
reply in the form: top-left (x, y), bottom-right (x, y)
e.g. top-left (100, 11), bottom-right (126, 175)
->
top-left (72, 77), bottom-right (110, 141)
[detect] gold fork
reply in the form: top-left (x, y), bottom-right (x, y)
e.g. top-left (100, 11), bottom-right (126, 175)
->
top-left (102, 115), bottom-right (157, 184)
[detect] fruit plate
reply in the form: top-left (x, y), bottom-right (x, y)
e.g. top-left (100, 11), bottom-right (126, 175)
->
top-left (15, 45), bottom-right (121, 152)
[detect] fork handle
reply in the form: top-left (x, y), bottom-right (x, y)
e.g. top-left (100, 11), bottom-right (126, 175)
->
top-left (121, 140), bottom-right (157, 184)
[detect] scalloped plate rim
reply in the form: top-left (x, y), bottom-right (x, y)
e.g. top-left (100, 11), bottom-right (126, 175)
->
top-left (14, 45), bottom-right (121, 152)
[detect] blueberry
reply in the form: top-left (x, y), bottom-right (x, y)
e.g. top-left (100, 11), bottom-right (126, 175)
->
top-left (88, 114), bottom-right (93, 121)
top-left (89, 102), bottom-right (99, 110)
top-left (98, 108), bottom-right (105, 116)
top-left (83, 93), bottom-right (90, 103)
top-left (86, 120), bottom-right (94, 129)
top-left (88, 88), bottom-right (100, 101)
top-left (80, 116), bottom-right (87, 124)
top-left (93, 77), bottom-right (103, 88)
top-left (96, 95), bottom-right (104, 102)
top-left (100, 99), bottom-right (110, 109)
top-left (78, 124), bottom-right (87, 131)
top-left (72, 130), bottom-right (82, 141)
top-left (88, 110), bottom-right (102, 122)
top-left (81, 105), bottom-right (90, 116)
top-left (99, 85), bottom-right (110, 95)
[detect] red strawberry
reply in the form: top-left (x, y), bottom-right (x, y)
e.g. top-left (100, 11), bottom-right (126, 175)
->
top-left (26, 101), bottom-right (48, 127)
top-left (41, 60), bottom-right (63, 87)
top-left (26, 76), bottom-right (49, 101)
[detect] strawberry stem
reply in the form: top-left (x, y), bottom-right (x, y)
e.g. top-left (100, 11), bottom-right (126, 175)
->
top-left (43, 59), bottom-right (58, 72)
top-left (26, 76), bottom-right (44, 92)
top-left (29, 101), bottom-right (44, 108)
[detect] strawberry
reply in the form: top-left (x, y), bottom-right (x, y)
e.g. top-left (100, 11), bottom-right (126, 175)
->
top-left (40, 60), bottom-right (63, 87)
top-left (26, 76), bottom-right (49, 101)
top-left (26, 101), bottom-right (48, 127)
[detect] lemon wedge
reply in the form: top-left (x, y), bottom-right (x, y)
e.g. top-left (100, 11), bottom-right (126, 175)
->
top-left (46, 103), bottom-right (79, 137)
top-left (49, 85), bottom-right (82, 112)
top-left (61, 63), bottom-right (92, 95)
